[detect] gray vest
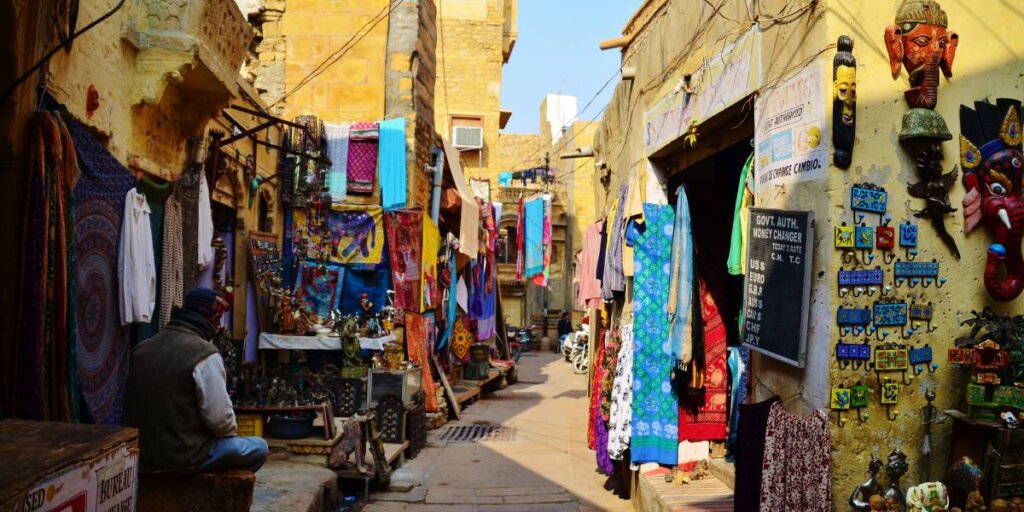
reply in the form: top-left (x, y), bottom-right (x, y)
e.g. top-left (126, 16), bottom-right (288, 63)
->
top-left (122, 323), bottom-right (219, 472)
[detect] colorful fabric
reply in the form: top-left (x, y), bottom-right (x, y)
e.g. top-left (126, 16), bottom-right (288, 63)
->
top-left (734, 397), bottom-right (779, 512)
top-left (498, 172), bottom-right (513, 187)
top-left (587, 326), bottom-right (606, 451)
top-left (451, 316), bottom-right (474, 361)
top-left (135, 176), bottom-right (173, 341)
top-left (631, 203), bottom-right (678, 466)
top-left (534, 194), bottom-right (553, 286)
top-left (421, 216), bottom-right (440, 311)
top-left (601, 329), bottom-right (621, 421)
top-left (470, 258), bottom-right (496, 340)
top-left (327, 204), bottom-right (385, 266)
top-left (324, 122), bottom-right (350, 203)
top-left (728, 154), bottom-right (755, 275)
top-left (678, 282), bottom-right (729, 442)
top-left (601, 184), bottom-right (628, 299)
top-left (515, 196), bottom-right (524, 279)
top-left (379, 118), bottom-right (407, 210)
top-left (727, 346), bottom-right (750, 448)
top-left (668, 186), bottom-right (694, 367)
top-left (69, 116), bottom-right (135, 425)
top-left (523, 196), bottom-right (544, 278)
top-left (405, 312), bottom-right (438, 412)
top-left (623, 168), bottom-right (645, 277)
top-left (296, 262), bottom-right (341, 320)
top-left (384, 210), bottom-right (423, 312)
top-left (759, 402), bottom-right (831, 512)
top-left (595, 410), bottom-right (615, 476)
top-left (607, 323), bottom-right (634, 461)
top-left (339, 264), bottom-right (391, 318)
top-left (437, 246), bottom-right (458, 350)
top-left (346, 121), bottom-right (378, 195)
top-left (576, 222), bottom-right (603, 309)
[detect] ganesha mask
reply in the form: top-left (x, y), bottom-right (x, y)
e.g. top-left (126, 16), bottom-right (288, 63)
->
top-left (962, 99), bottom-right (1024, 301)
top-left (884, 0), bottom-right (958, 111)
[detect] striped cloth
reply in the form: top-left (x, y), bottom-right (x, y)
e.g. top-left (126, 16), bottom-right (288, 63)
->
top-left (641, 467), bottom-right (734, 511)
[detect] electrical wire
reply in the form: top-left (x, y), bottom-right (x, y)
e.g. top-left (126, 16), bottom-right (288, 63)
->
top-left (0, 0), bottom-right (128, 107)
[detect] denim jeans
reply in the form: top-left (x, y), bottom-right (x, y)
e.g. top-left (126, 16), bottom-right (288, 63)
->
top-left (196, 436), bottom-right (269, 473)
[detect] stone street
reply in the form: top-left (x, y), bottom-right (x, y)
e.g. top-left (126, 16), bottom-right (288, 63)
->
top-left (364, 351), bottom-right (631, 512)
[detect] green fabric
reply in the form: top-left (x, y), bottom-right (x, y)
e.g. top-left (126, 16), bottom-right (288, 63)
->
top-left (727, 154), bottom-right (754, 275)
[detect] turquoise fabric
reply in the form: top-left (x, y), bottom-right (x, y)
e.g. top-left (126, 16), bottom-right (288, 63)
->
top-left (524, 197), bottom-right (544, 278)
top-left (378, 118), bottom-right (406, 211)
top-left (630, 203), bottom-right (679, 465)
top-left (667, 186), bottom-right (693, 367)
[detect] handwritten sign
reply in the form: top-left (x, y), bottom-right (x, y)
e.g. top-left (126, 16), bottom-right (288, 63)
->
top-left (743, 208), bottom-right (814, 367)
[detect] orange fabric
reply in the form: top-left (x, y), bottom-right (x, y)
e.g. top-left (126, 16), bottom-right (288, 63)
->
top-left (404, 312), bottom-right (438, 412)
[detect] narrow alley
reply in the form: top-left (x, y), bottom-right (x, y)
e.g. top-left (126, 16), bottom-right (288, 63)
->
top-left (365, 352), bottom-right (633, 512)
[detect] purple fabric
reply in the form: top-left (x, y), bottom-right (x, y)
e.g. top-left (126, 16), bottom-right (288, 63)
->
top-left (596, 417), bottom-right (614, 475)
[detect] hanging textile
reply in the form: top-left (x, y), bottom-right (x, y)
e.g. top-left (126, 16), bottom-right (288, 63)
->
top-left (534, 193), bottom-right (553, 287)
top-left (515, 196), bottom-right (524, 279)
top-left (607, 323), bottom-right (634, 461)
top-left (324, 122), bottom-right (350, 202)
top-left (421, 216), bottom-right (440, 311)
top-left (759, 402), bottom-right (831, 512)
top-left (450, 316), bottom-right (475, 361)
top-left (68, 116), bottom-right (135, 425)
top-left (346, 122), bottom-right (379, 195)
top-left (601, 329), bottom-right (621, 421)
top-left (630, 203), bottom-right (678, 465)
top-left (733, 397), bottom-right (779, 512)
top-left (523, 196), bottom-right (544, 278)
top-left (437, 246), bottom-right (458, 350)
top-left (441, 138), bottom-right (479, 258)
top-left (384, 210), bottom-right (423, 312)
top-left (678, 282), bottom-right (729, 442)
top-left (296, 261), bottom-right (341, 320)
top-left (595, 409), bottom-right (615, 476)
top-left (728, 154), bottom-right (755, 275)
top-left (470, 257), bottom-right (496, 339)
top-left (119, 189), bottom-right (157, 326)
top-left (135, 176), bottom-right (173, 341)
top-left (327, 204), bottom-right (385, 266)
top-left (197, 173), bottom-right (214, 270)
top-left (379, 118), bottom-right (407, 210)
top-left (622, 168), bottom-right (645, 277)
top-left (498, 172), bottom-right (513, 187)
top-left (727, 346), bottom-right (750, 447)
top-left (18, 111), bottom-right (80, 422)
top-left (601, 184), bottom-right (628, 299)
top-left (159, 197), bottom-right (184, 329)
top-left (405, 312), bottom-right (438, 412)
top-left (174, 166), bottom-right (201, 290)
top-left (587, 325), bottom-right (606, 450)
top-left (576, 222), bottom-right (603, 309)
top-left (667, 186), bottom-right (694, 367)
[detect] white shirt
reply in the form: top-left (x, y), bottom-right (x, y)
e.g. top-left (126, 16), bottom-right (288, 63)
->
top-left (197, 173), bottom-right (214, 270)
top-left (193, 353), bottom-right (237, 437)
top-left (118, 189), bottom-right (156, 325)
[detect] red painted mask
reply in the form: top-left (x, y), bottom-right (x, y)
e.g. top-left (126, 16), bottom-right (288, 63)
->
top-left (884, 0), bottom-right (958, 110)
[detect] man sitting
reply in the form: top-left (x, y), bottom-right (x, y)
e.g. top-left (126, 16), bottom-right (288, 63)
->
top-left (123, 288), bottom-right (268, 474)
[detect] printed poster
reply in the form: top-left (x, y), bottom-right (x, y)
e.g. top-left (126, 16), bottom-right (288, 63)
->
top-left (754, 65), bottom-right (828, 193)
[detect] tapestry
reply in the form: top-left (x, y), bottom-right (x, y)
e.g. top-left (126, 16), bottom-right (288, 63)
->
top-left (405, 312), bottom-right (438, 412)
top-left (470, 259), bottom-right (496, 340)
top-left (68, 116), bottom-right (135, 425)
top-left (451, 316), bottom-right (474, 361)
top-left (630, 203), bottom-right (679, 465)
top-left (296, 261), bottom-right (341, 321)
top-left (327, 204), bottom-right (384, 266)
top-left (346, 122), bottom-right (379, 195)
top-left (384, 210), bottom-right (422, 312)
top-left (378, 118), bottom-right (406, 210)
top-left (437, 246), bottom-right (457, 351)
top-left (339, 262), bottom-right (391, 318)
top-left (678, 281), bottom-right (729, 442)
top-left (421, 216), bottom-right (440, 311)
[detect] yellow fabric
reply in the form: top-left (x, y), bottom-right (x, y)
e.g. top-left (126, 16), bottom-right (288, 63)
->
top-left (421, 216), bottom-right (440, 312)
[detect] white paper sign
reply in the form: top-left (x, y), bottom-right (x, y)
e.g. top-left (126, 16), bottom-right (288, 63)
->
top-left (754, 65), bottom-right (828, 193)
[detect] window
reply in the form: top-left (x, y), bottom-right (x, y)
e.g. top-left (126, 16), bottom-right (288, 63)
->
top-left (498, 225), bottom-right (517, 264)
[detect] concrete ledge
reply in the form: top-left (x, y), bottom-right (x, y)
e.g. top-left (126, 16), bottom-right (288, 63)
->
top-left (138, 470), bottom-right (255, 512)
top-left (707, 457), bottom-right (735, 490)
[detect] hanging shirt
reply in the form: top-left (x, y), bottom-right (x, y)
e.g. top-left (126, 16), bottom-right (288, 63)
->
top-left (119, 189), bottom-right (157, 325)
top-left (197, 173), bottom-right (214, 270)
top-left (601, 184), bottom-right (628, 299)
top-left (728, 155), bottom-right (755, 275)
top-left (577, 222), bottom-right (604, 309)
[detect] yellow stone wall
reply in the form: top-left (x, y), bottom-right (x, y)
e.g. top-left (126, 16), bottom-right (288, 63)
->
top-left (435, 0), bottom-right (508, 182)
top-left (559, 120), bottom-right (599, 246)
top-left (280, 0), bottom-right (391, 122)
top-left (496, 132), bottom-right (543, 173)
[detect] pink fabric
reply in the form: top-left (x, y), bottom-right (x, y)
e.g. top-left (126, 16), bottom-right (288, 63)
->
top-left (577, 222), bottom-right (603, 309)
top-left (347, 122), bottom-right (378, 195)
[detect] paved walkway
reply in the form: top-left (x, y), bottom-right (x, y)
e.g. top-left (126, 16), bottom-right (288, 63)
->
top-left (364, 351), bottom-right (632, 512)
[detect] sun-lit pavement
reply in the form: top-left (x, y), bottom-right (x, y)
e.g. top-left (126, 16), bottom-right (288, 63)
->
top-left (363, 351), bottom-right (631, 512)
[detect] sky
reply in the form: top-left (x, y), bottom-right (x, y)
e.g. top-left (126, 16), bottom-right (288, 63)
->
top-left (500, 0), bottom-right (642, 134)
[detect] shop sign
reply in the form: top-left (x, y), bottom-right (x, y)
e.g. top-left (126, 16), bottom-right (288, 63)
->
top-left (644, 28), bottom-right (762, 156)
top-left (754, 64), bottom-right (828, 193)
top-left (16, 443), bottom-right (137, 512)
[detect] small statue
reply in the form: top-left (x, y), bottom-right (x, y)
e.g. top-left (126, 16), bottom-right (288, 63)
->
top-left (885, 449), bottom-right (910, 509)
top-left (851, 455), bottom-right (885, 511)
top-left (684, 121), bottom-right (699, 147)
top-left (965, 490), bottom-right (987, 512)
top-left (359, 293), bottom-right (375, 325)
top-left (1003, 411), bottom-right (1020, 429)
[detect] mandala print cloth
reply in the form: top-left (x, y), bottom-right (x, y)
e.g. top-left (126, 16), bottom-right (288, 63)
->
top-left (759, 402), bottom-right (831, 512)
top-left (451, 316), bottom-right (475, 361)
top-left (607, 323), bottom-right (635, 461)
top-left (68, 116), bottom-right (135, 425)
top-left (630, 203), bottom-right (679, 466)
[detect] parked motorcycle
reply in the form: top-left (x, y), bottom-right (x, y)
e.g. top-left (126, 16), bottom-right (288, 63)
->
top-left (507, 324), bottom-right (536, 362)
top-left (564, 324), bottom-right (589, 374)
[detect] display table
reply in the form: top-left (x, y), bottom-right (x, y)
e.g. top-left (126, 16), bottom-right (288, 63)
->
top-left (258, 332), bottom-right (396, 351)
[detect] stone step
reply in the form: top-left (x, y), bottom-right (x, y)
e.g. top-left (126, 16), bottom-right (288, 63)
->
top-left (707, 457), bottom-right (736, 490)
top-left (251, 461), bottom-right (339, 512)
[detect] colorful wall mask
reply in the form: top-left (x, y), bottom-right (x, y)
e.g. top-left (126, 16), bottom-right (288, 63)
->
top-left (884, 0), bottom-right (958, 112)
top-left (833, 36), bottom-right (857, 169)
top-left (961, 99), bottom-right (1024, 301)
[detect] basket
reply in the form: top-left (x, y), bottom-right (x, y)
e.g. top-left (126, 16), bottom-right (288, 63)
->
top-left (237, 414), bottom-right (264, 438)
top-left (267, 413), bottom-right (315, 440)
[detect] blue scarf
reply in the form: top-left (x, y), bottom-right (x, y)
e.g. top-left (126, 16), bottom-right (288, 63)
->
top-left (668, 185), bottom-right (694, 367)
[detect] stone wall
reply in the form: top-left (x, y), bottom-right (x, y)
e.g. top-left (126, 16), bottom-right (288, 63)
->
top-left (496, 133), bottom-right (543, 174)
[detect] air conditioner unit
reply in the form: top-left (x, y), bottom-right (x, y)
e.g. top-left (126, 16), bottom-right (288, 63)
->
top-left (452, 126), bottom-right (484, 150)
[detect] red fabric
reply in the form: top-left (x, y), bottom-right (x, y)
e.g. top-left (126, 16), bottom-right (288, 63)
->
top-left (384, 210), bottom-right (423, 313)
top-left (405, 312), bottom-right (438, 412)
top-left (678, 283), bottom-right (729, 441)
top-left (587, 323), bottom-right (606, 451)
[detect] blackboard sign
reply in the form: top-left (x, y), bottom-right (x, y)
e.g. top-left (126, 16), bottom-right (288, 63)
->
top-left (742, 208), bottom-right (814, 367)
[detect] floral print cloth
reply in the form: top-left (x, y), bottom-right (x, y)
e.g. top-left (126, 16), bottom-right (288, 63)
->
top-left (607, 323), bottom-right (635, 461)
top-left (759, 401), bottom-right (831, 512)
top-left (630, 203), bottom-right (678, 466)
